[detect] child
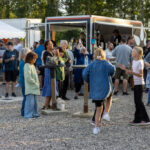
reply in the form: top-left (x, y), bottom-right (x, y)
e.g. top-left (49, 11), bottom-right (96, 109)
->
top-left (3, 42), bottom-right (19, 97)
top-left (56, 47), bottom-right (68, 98)
top-left (24, 52), bottom-right (40, 118)
top-left (119, 46), bottom-right (150, 125)
top-left (19, 48), bottom-right (31, 116)
top-left (83, 48), bottom-right (115, 134)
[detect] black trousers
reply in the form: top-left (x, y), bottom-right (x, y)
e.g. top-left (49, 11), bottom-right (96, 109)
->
top-left (62, 72), bottom-right (69, 98)
top-left (75, 83), bottom-right (82, 93)
top-left (134, 85), bottom-right (150, 123)
top-left (144, 68), bottom-right (147, 83)
top-left (58, 81), bottom-right (63, 98)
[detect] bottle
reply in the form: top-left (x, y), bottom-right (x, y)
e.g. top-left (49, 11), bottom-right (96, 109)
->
top-left (85, 56), bottom-right (88, 65)
top-left (116, 39), bottom-right (118, 45)
top-left (74, 57), bottom-right (77, 65)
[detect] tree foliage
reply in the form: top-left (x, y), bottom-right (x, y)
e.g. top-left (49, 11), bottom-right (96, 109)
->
top-left (62, 0), bottom-right (150, 26)
top-left (0, 0), bottom-right (61, 21)
top-left (0, 0), bottom-right (150, 25)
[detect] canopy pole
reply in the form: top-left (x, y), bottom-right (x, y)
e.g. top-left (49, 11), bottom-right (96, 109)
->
top-left (52, 30), bottom-right (55, 41)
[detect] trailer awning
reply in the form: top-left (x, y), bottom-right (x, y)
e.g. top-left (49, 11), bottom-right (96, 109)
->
top-left (50, 21), bottom-right (87, 31)
top-left (0, 21), bottom-right (26, 39)
top-left (26, 21), bottom-right (87, 32)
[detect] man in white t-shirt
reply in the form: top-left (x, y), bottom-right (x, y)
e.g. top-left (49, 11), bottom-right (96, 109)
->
top-left (14, 38), bottom-right (23, 52)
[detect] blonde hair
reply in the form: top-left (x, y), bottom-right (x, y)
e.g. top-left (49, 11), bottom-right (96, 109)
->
top-left (133, 46), bottom-right (143, 59)
top-left (94, 48), bottom-right (106, 60)
top-left (19, 48), bottom-right (31, 61)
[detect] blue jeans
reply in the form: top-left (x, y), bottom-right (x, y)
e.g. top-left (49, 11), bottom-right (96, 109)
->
top-left (24, 94), bottom-right (39, 118)
top-left (20, 83), bottom-right (26, 116)
top-left (148, 89), bottom-right (150, 104)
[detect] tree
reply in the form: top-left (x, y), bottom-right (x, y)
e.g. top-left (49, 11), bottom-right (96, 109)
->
top-left (0, 0), bottom-right (150, 27)
top-left (0, 0), bottom-right (61, 20)
top-left (0, 0), bottom-right (17, 18)
top-left (13, 0), bottom-right (47, 19)
top-left (62, 0), bottom-right (150, 26)
top-left (46, 0), bottom-right (61, 16)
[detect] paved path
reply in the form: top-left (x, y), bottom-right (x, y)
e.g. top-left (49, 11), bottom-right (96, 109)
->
top-left (0, 85), bottom-right (150, 150)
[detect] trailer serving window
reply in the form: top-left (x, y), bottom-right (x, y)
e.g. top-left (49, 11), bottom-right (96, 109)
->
top-left (45, 16), bottom-right (91, 52)
top-left (93, 22), bottom-right (133, 49)
top-left (46, 21), bottom-right (89, 50)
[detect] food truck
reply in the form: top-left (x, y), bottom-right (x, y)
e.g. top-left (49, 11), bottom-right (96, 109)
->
top-left (45, 15), bottom-right (147, 53)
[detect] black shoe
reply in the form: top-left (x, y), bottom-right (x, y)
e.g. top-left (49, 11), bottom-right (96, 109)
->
top-left (114, 91), bottom-right (118, 95)
top-left (5, 93), bottom-right (9, 98)
top-left (79, 93), bottom-right (84, 96)
top-left (62, 97), bottom-right (70, 100)
top-left (41, 106), bottom-right (48, 110)
top-left (144, 88), bottom-right (148, 93)
top-left (12, 93), bottom-right (16, 97)
top-left (123, 92), bottom-right (129, 95)
top-left (74, 96), bottom-right (78, 99)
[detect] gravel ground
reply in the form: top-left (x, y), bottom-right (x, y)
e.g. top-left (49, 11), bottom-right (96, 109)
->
top-left (0, 85), bottom-right (150, 150)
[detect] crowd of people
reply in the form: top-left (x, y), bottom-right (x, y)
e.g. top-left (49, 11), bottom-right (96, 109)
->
top-left (0, 38), bottom-right (91, 117)
top-left (0, 33), bottom-right (150, 135)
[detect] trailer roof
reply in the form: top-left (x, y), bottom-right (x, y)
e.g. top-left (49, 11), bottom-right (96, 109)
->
top-left (46, 15), bottom-right (142, 27)
top-left (92, 15), bottom-right (142, 27)
top-left (46, 15), bottom-right (91, 21)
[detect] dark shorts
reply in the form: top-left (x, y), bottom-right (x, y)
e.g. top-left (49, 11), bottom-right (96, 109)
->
top-left (92, 100), bottom-right (104, 107)
top-left (114, 68), bottom-right (128, 80)
top-left (5, 70), bottom-right (17, 82)
top-left (38, 66), bottom-right (44, 76)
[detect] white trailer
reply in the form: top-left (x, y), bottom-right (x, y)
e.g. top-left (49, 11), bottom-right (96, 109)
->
top-left (45, 15), bottom-right (148, 53)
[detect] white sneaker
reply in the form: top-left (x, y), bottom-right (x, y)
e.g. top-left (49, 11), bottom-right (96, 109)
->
top-left (93, 127), bottom-right (100, 134)
top-left (15, 83), bottom-right (20, 87)
top-left (102, 113), bottom-right (110, 122)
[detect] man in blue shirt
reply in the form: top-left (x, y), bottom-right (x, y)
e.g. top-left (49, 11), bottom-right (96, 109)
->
top-left (34, 39), bottom-right (45, 67)
top-left (3, 42), bottom-right (19, 97)
top-left (34, 39), bottom-right (45, 89)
